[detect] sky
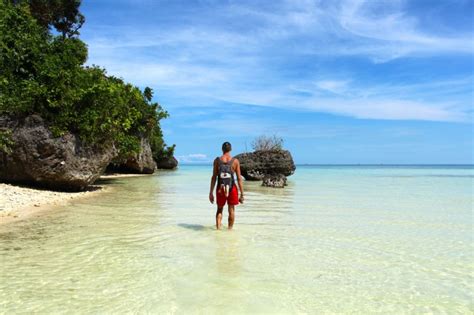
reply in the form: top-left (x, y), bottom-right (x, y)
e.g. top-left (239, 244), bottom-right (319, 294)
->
top-left (80, 0), bottom-right (473, 164)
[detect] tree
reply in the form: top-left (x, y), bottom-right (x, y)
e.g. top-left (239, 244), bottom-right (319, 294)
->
top-left (0, 130), bottom-right (14, 154)
top-left (143, 87), bottom-right (153, 102)
top-left (15, 0), bottom-right (85, 37)
top-left (0, 1), bottom-right (174, 160)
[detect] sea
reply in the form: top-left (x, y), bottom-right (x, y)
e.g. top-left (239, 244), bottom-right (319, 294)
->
top-left (0, 165), bottom-right (473, 314)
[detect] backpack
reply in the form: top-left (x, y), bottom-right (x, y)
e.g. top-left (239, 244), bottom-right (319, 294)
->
top-left (217, 157), bottom-right (234, 197)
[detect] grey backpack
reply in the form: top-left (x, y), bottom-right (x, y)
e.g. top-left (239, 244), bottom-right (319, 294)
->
top-left (217, 158), bottom-right (234, 196)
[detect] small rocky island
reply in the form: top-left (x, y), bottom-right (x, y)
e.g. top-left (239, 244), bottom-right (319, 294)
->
top-left (235, 136), bottom-right (296, 188)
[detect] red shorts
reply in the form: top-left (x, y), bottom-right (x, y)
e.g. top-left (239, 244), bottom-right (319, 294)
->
top-left (216, 185), bottom-right (239, 208)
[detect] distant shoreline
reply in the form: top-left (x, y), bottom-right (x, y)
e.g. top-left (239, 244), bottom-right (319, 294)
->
top-left (295, 164), bottom-right (474, 167)
top-left (178, 163), bottom-right (474, 167)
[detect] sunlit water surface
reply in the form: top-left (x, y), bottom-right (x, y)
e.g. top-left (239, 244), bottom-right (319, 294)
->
top-left (1, 165), bottom-right (473, 314)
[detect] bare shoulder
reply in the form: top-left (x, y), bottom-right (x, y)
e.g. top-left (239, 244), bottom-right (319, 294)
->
top-left (232, 158), bottom-right (240, 169)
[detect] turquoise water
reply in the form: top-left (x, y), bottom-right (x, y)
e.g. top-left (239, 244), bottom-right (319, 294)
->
top-left (1, 165), bottom-right (473, 314)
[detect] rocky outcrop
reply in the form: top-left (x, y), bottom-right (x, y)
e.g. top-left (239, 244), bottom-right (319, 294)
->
top-left (106, 138), bottom-right (156, 174)
top-left (0, 115), bottom-right (116, 191)
top-left (234, 150), bottom-right (295, 188)
top-left (262, 174), bottom-right (287, 188)
top-left (235, 150), bottom-right (296, 180)
top-left (155, 156), bottom-right (178, 169)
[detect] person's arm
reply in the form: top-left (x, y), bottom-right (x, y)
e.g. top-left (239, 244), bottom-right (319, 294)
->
top-left (209, 158), bottom-right (218, 203)
top-left (235, 159), bottom-right (244, 203)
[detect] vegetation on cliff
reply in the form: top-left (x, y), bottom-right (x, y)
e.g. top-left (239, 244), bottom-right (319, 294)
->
top-left (0, 0), bottom-right (174, 160)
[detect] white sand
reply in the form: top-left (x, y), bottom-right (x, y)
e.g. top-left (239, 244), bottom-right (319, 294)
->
top-left (0, 174), bottom-right (152, 224)
top-left (0, 183), bottom-right (104, 224)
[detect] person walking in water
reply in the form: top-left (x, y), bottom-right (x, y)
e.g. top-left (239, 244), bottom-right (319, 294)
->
top-left (209, 142), bottom-right (244, 230)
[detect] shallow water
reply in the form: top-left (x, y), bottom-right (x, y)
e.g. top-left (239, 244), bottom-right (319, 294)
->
top-left (1, 165), bottom-right (473, 314)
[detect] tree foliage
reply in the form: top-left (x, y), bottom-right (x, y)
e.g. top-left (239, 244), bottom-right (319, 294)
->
top-left (252, 135), bottom-right (284, 151)
top-left (0, 129), bottom-right (14, 153)
top-left (0, 0), bottom-right (174, 160)
top-left (13, 0), bottom-right (85, 37)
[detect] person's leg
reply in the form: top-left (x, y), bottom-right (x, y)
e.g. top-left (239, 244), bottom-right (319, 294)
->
top-left (228, 205), bottom-right (235, 229)
top-left (216, 207), bottom-right (223, 230)
top-left (227, 186), bottom-right (238, 229)
top-left (216, 187), bottom-right (226, 230)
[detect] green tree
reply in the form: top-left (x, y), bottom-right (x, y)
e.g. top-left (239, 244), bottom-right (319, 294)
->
top-left (0, 0), bottom-right (175, 161)
top-left (143, 87), bottom-right (153, 102)
top-left (0, 130), bottom-right (14, 154)
top-left (14, 0), bottom-right (85, 37)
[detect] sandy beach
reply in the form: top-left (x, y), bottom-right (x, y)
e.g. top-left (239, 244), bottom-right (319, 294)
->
top-left (0, 183), bottom-right (103, 224)
top-left (0, 174), bottom-right (149, 224)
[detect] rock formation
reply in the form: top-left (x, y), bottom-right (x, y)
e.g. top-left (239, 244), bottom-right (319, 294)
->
top-left (0, 115), bottom-right (116, 191)
top-left (155, 156), bottom-right (178, 169)
top-left (106, 138), bottom-right (156, 174)
top-left (262, 174), bottom-right (287, 188)
top-left (235, 150), bottom-right (295, 179)
top-left (234, 149), bottom-right (295, 187)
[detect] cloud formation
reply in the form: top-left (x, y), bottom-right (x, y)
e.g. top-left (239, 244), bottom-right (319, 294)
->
top-left (82, 0), bottom-right (473, 123)
top-left (176, 153), bottom-right (210, 163)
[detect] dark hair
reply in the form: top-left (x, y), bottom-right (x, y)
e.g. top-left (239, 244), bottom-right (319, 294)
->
top-left (222, 141), bottom-right (232, 153)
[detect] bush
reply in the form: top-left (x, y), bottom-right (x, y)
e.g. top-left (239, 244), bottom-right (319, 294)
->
top-left (0, 129), bottom-right (14, 154)
top-left (252, 135), bottom-right (284, 151)
top-left (149, 123), bottom-right (175, 161)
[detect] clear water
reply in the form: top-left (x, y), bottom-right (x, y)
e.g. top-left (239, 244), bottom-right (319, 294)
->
top-left (1, 165), bottom-right (473, 314)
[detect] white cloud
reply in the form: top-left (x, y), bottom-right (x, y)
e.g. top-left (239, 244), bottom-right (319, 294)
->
top-left (302, 98), bottom-right (466, 122)
top-left (335, 0), bottom-right (473, 61)
top-left (85, 0), bottom-right (473, 74)
top-left (187, 154), bottom-right (207, 159)
top-left (81, 0), bottom-right (473, 123)
top-left (196, 77), bottom-right (472, 122)
top-left (315, 80), bottom-right (350, 95)
top-left (176, 153), bottom-right (210, 163)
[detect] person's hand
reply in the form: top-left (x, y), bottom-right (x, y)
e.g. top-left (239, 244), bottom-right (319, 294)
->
top-left (239, 194), bottom-right (244, 204)
top-left (209, 192), bottom-right (214, 204)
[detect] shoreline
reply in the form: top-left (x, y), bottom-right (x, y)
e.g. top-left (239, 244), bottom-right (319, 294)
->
top-left (0, 183), bottom-right (105, 225)
top-left (99, 173), bottom-right (151, 178)
top-left (0, 173), bottom-right (149, 225)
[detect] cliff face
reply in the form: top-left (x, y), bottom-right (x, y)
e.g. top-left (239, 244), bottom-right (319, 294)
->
top-left (106, 137), bottom-right (156, 174)
top-left (0, 115), bottom-right (116, 191)
top-left (155, 156), bottom-right (178, 169)
top-left (234, 150), bottom-right (296, 181)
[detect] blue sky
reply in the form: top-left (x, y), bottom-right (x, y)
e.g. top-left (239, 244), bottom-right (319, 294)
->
top-left (80, 0), bottom-right (473, 164)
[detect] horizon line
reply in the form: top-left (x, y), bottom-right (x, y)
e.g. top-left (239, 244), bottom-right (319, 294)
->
top-left (177, 163), bottom-right (474, 166)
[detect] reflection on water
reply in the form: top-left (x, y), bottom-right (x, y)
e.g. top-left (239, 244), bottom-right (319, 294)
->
top-left (0, 166), bottom-right (473, 313)
top-left (215, 232), bottom-right (242, 278)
